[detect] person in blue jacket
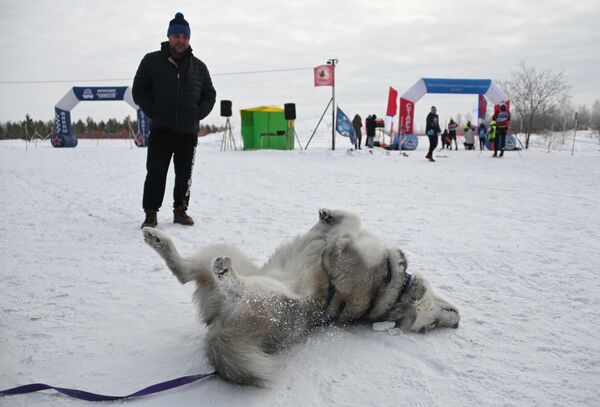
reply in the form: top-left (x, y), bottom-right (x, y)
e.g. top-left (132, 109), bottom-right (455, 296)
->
top-left (425, 106), bottom-right (441, 161)
top-left (477, 122), bottom-right (487, 150)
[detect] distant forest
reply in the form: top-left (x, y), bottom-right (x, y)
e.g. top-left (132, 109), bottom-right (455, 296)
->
top-left (0, 115), bottom-right (224, 140)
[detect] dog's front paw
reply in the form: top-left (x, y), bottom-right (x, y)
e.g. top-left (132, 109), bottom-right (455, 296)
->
top-left (319, 209), bottom-right (337, 225)
top-left (143, 227), bottom-right (165, 249)
top-left (211, 256), bottom-right (232, 280)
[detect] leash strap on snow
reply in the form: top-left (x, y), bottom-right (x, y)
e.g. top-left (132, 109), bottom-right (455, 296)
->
top-left (0, 372), bottom-right (216, 401)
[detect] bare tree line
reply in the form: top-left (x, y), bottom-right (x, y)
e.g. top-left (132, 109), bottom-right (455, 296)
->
top-left (0, 116), bottom-right (224, 140)
top-left (500, 62), bottom-right (600, 148)
top-left (2, 62), bottom-right (599, 147)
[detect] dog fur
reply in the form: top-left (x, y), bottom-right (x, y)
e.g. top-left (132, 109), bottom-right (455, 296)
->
top-left (142, 208), bottom-right (460, 386)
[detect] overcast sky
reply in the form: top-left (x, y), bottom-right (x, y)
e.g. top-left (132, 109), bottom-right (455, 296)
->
top-left (1, 0), bottom-right (599, 133)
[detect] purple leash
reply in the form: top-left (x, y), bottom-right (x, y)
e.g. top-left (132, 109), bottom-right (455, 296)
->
top-left (1, 372), bottom-right (216, 401)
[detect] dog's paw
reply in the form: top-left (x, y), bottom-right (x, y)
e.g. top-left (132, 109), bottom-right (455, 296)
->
top-left (318, 208), bottom-right (337, 225)
top-left (418, 321), bottom-right (438, 333)
top-left (142, 227), bottom-right (166, 249)
top-left (211, 256), bottom-right (232, 280)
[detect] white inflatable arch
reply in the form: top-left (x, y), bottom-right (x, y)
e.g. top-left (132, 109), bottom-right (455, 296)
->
top-left (397, 78), bottom-right (511, 150)
top-left (52, 86), bottom-right (150, 148)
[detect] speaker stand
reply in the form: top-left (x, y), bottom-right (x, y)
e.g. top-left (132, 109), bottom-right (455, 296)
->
top-left (287, 121), bottom-right (303, 150)
top-left (220, 118), bottom-right (237, 151)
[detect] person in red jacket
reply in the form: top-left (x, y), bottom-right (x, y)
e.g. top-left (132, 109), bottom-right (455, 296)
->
top-left (492, 102), bottom-right (511, 157)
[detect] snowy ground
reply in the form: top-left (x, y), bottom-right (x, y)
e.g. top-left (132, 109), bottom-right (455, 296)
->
top-left (1, 130), bottom-right (599, 406)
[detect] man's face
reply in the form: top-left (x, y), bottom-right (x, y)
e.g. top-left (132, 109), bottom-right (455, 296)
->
top-left (168, 33), bottom-right (190, 57)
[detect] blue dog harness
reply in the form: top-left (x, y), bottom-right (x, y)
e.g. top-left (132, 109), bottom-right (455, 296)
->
top-left (325, 251), bottom-right (412, 308)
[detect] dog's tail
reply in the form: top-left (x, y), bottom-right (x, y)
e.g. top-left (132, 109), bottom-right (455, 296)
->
top-left (205, 324), bottom-right (279, 387)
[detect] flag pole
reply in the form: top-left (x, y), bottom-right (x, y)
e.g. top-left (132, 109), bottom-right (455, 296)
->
top-left (332, 77), bottom-right (335, 150)
top-left (328, 58), bottom-right (338, 151)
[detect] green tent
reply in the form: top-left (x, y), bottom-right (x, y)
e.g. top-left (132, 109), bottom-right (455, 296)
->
top-left (240, 106), bottom-right (294, 150)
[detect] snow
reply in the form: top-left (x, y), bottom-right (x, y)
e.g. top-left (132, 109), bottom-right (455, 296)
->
top-left (372, 321), bottom-right (396, 332)
top-left (1, 130), bottom-right (600, 406)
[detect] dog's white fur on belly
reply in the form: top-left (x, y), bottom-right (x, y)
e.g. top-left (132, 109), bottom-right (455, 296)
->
top-left (143, 208), bottom-right (460, 386)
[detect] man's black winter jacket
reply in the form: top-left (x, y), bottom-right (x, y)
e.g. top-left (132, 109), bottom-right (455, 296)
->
top-left (132, 42), bottom-right (216, 134)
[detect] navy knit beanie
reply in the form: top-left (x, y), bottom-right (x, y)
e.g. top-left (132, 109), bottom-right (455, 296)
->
top-left (167, 12), bottom-right (191, 37)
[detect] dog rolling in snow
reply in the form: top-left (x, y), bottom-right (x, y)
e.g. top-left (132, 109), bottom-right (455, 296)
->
top-left (143, 208), bottom-right (460, 386)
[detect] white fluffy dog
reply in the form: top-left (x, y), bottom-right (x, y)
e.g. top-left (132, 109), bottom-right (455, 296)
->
top-left (143, 209), bottom-right (460, 386)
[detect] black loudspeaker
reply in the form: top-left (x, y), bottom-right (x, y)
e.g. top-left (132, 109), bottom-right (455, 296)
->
top-left (284, 103), bottom-right (296, 120)
top-left (220, 100), bottom-right (232, 117)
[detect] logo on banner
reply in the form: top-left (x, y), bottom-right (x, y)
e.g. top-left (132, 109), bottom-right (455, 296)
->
top-left (54, 111), bottom-right (69, 135)
top-left (96, 88), bottom-right (118, 99)
top-left (82, 88), bottom-right (94, 99)
top-left (400, 99), bottom-right (414, 134)
top-left (314, 65), bottom-right (334, 87)
top-left (405, 102), bottom-right (413, 129)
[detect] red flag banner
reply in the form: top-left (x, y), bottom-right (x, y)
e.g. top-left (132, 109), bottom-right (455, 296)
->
top-left (386, 86), bottom-right (398, 117)
top-left (314, 65), bottom-right (334, 87)
top-left (478, 94), bottom-right (487, 121)
top-left (399, 98), bottom-right (414, 134)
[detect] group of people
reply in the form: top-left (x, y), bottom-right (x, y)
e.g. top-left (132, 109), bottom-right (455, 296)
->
top-left (132, 12), bottom-right (514, 227)
top-left (425, 104), bottom-right (511, 162)
top-left (351, 113), bottom-right (380, 149)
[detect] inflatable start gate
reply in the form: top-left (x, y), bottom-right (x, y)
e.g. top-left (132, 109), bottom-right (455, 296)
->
top-left (398, 78), bottom-right (514, 150)
top-left (52, 86), bottom-right (150, 148)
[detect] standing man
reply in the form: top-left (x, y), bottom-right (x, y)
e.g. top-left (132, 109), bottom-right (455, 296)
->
top-left (352, 114), bottom-right (363, 149)
top-left (492, 102), bottom-right (511, 157)
top-left (133, 12), bottom-right (216, 228)
top-left (447, 118), bottom-right (459, 150)
top-left (425, 106), bottom-right (441, 162)
top-left (365, 114), bottom-right (376, 148)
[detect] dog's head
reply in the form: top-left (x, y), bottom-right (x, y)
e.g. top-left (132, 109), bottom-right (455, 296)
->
top-left (388, 274), bottom-right (460, 333)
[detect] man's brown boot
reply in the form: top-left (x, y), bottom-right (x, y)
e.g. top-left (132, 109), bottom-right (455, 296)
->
top-left (173, 207), bottom-right (194, 226)
top-left (141, 210), bottom-right (158, 229)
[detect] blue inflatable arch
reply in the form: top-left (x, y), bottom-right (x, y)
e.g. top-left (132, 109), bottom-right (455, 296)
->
top-left (398, 78), bottom-right (515, 150)
top-left (52, 86), bottom-right (150, 148)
